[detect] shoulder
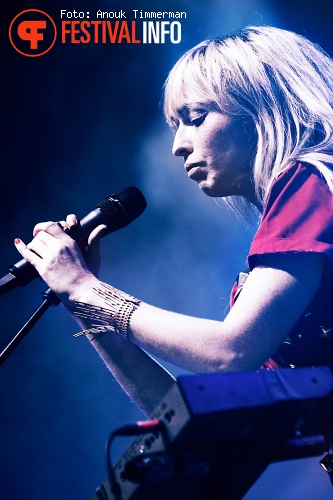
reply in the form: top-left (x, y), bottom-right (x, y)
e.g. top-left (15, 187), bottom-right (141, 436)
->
top-left (249, 160), bottom-right (333, 270)
top-left (266, 161), bottom-right (332, 213)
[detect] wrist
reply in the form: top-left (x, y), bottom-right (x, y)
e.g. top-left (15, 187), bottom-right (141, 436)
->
top-left (62, 274), bottom-right (102, 306)
top-left (71, 282), bottom-right (141, 341)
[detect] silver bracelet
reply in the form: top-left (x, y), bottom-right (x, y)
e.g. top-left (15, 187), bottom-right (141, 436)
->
top-left (73, 282), bottom-right (141, 340)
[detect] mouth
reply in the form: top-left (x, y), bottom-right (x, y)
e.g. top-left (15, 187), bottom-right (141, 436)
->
top-left (185, 162), bottom-right (203, 174)
top-left (185, 162), bottom-right (197, 172)
top-left (185, 163), bottom-right (204, 180)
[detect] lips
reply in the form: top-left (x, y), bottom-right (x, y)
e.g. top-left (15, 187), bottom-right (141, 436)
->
top-left (185, 162), bottom-right (197, 172)
top-left (185, 163), bottom-right (203, 179)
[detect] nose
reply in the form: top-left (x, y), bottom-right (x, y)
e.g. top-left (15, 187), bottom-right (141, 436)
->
top-left (172, 124), bottom-right (193, 159)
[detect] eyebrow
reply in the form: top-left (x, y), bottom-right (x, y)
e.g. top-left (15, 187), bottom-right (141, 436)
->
top-left (176, 104), bottom-right (208, 118)
top-left (168, 102), bottom-right (213, 128)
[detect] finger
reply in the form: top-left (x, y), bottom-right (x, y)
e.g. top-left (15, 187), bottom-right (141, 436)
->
top-left (34, 227), bottom-right (73, 248)
top-left (26, 232), bottom-right (56, 258)
top-left (43, 221), bottom-right (71, 239)
top-left (86, 225), bottom-right (107, 277)
top-left (14, 238), bottom-right (42, 266)
top-left (58, 220), bottom-right (70, 231)
top-left (87, 224), bottom-right (107, 247)
top-left (33, 221), bottom-right (59, 237)
top-left (66, 214), bottom-right (79, 228)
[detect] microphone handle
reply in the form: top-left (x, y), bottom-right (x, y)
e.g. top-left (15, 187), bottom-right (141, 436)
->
top-left (8, 259), bottom-right (40, 287)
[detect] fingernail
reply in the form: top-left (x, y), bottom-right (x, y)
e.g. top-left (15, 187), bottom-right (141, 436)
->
top-left (14, 238), bottom-right (21, 244)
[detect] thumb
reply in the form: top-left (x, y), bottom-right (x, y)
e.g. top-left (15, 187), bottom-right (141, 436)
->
top-left (87, 224), bottom-right (108, 247)
top-left (86, 224), bottom-right (107, 276)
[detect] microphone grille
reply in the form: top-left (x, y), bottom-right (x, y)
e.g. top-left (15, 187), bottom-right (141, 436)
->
top-left (97, 186), bottom-right (147, 231)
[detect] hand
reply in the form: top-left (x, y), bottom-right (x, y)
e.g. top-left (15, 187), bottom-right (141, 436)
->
top-left (58, 214), bottom-right (107, 277)
top-left (14, 217), bottom-right (105, 303)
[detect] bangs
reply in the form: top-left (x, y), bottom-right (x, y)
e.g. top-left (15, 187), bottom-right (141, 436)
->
top-left (163, 42), bottom-right (220, 127)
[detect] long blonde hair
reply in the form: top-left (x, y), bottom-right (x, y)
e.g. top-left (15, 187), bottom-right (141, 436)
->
top-left (164, 26), bottom-right (333, 217)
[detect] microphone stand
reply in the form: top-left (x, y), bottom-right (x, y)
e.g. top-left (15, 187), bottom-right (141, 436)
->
top-left (0, 288), bottom-right (60, 366)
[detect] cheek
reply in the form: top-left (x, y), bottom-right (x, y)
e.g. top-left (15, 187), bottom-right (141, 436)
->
top-left (203, 127), bottom-right (226, 154)
top-left (223, 130), bottom-right (254, 167)
top-left (233, 123), bottom-right (257, 161)
top-left (236, 138), bottom-right (256, 168)
top-left (207, 130), bottom-right (234, 161)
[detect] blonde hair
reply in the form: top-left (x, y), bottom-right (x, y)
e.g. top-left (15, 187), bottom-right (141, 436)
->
top-left (164, 26), bottom-right (333, 217)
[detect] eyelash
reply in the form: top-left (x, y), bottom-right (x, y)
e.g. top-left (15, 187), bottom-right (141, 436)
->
top-left (189, 112), bottom-right (208, 127)
top-left (171, 111), bottom-right (208, 132)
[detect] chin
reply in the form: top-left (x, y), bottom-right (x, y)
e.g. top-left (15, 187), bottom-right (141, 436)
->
top-left (199, 182), bottom-right (225, 198)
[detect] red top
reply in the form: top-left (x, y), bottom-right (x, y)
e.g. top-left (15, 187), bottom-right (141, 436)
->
top-left (248, 161), bottom-right (333, 269)
top-left (231, 161), bottom-right (333, 369)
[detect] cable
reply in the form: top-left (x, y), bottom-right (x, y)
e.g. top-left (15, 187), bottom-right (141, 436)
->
top-left (105, 419), bottom-right (163, 500)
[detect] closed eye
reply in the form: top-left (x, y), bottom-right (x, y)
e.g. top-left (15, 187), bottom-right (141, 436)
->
top-left (170, 107), bottom-right (209, 130)
top-left (187, 109), bottom-right (208, 127)
top-left (190, 113), bottom-right (207, 127)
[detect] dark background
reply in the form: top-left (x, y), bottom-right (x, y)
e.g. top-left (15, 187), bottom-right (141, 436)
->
top-left (2, 1), bottom-right (333, 498)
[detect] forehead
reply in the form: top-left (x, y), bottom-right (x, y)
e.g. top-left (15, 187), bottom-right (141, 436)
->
top-left (164, 56), bottom-right (214, 117)
top-left (164, 81), bottom-right (219, 128)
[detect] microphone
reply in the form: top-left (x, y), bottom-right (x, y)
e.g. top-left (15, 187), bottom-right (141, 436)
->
top-left (0, 186), bottom-right (147, 294)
